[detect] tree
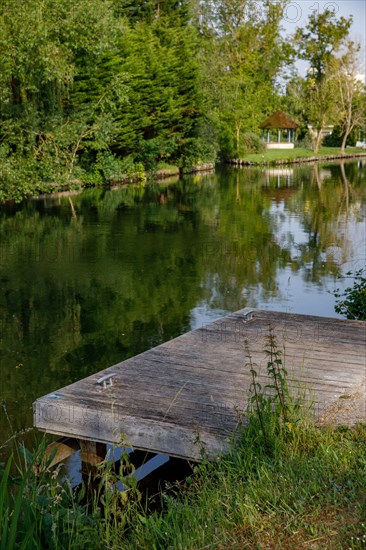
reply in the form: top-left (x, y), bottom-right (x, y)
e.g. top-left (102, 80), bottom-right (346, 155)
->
top-left (113, 0), bottom-right (190, 24)
top-left (102, 2), bottom-right (204, 168)
top-left (293, 8), bottom-right (353, 152)
top-left (306, 69), bottom-right (338, 153)
top-left (294, 8), bottom-right (352, 84)
top-left (0, 0), bottom-right (211, 199)
top-left (0, 0), bottom-right (119, 187)
top-left (199, 0), bottom-right (291, 158)
top-left (330, 41), bottom-right (366, 153)
top-left (0, 0), bottom-right (116, 126)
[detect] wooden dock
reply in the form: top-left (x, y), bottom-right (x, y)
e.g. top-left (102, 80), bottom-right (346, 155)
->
top-left (33, 309), bottom-right (366, 461)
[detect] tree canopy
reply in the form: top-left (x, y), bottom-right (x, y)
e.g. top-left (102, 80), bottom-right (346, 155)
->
top-left (0, 0), bottom-right (365, 201)
top-left (294, 8), bottom-right (352, 83)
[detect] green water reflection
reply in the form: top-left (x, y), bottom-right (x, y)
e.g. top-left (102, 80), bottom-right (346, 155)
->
top-left (0, 160), bottom-right (365, 453)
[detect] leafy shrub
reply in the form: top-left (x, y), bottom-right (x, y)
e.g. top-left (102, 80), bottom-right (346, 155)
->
top-left (177, 137), bottom-right (217, 170)
top-left (218, 130), bottom-right (265, 160)
top-left (241, 131), bottom-right (266, 154)
top-left (333, 269), bottom-right (366, 320)
top-left (136, 137), bottom-right (177, 171)
top-left (0, 156), bottom-right (56, 203)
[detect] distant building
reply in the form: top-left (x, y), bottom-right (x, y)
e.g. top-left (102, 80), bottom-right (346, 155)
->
top-left (259, 110), bottom-right (299, 149)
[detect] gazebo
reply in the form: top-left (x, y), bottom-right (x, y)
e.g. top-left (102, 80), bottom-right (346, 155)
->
top-left (259, 110), bottom-right (298, 149)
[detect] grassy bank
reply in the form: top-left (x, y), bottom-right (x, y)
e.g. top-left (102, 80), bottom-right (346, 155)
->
top-left (2, 422), bottom-right (365, 549)
top-left (232, 147), bottom-right (366, 165)
top-left (128, 424), bottom-right (366, 549)
top-left (2, 332), bottom-right (366, 549)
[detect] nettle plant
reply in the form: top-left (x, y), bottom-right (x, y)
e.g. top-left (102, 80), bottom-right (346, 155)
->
top-left (333, 269), bottom-right (366, 321)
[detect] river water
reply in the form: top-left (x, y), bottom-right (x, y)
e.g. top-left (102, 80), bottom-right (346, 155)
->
top-left (0, 160), bottom-right (365, 455)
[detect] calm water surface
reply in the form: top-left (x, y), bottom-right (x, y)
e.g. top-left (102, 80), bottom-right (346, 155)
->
top-left (1, 161), bottom-right (365, 453)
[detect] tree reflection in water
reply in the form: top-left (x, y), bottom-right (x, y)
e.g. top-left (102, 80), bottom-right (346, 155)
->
top-left (0, 160), bottom-right (365, 454)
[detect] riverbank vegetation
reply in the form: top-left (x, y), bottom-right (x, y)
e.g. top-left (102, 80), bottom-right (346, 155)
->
top-left (2, 331), bottom-right (366, 549)
top-left (333, 269), bottom-right (366, 321)
top-left (1, 0), bottom-right (366, 202)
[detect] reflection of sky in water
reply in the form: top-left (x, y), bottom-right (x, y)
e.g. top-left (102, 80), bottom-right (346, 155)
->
top-left (270, 200), bottom-right (308, 253)
top-left (191, 195), bottom-right (366, 329)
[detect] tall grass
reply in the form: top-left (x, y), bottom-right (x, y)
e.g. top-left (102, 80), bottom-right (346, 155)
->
top-left (1, 330), bottom-right (365, 548)
top-left (0, 437), bottom-right (145, 549)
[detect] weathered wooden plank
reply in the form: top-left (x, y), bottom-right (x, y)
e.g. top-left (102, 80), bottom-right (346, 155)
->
top-left (55, 366), bottom-right (362, 416)
top-left (34, 392), bottom-right (239, 436)
top-left (34, 401), bottom-right (232, 460)
top-left (33, 309), bottom-right (366, 461)
top-left (57, 368), bottom-right (360, 415)
top-left (54, 341), bottom-right (364, 385)
top-left (106, 347), bottom-right (364, 374)
top-left (42, 378), bottom-right (360, 433)
top-left (56, 368), bottom-right (360, 405)
top-left (202, 311), bottom-right (365, 341)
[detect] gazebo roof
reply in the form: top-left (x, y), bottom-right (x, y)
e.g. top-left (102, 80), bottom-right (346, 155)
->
top-left (259, 110), bottom-right (298, 130)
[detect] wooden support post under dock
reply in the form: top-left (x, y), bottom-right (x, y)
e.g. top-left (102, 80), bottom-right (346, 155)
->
top-left (33, 309), bottom-right (366, 461)
top-left (80, 440), bottom-right (107, 467)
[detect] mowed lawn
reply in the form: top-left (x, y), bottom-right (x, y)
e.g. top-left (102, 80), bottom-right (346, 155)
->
top-left (238, 147), bottom-right (366, 164)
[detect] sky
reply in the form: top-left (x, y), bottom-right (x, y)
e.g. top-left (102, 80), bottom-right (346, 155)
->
top-left (281, 0), bottom-right (366, 77)
top-left (281, 0), bottom-right (365, 42)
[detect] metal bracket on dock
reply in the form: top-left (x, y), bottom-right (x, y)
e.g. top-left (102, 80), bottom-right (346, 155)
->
top-left (96, 373), bottom-right (117, 389)
top-left (46, 392), bottom-right (64, 399)
top-left (242, 310), bottom-right (254, 322)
